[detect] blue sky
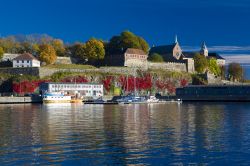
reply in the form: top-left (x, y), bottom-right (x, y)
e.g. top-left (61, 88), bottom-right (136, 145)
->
top-left (1, 0), bottom-right (250, 62)
top-left (1, 0), bottom-right (249, 45)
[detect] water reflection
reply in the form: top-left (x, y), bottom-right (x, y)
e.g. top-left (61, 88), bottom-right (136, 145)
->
top-left (0, 102), bottom-right (250, 165)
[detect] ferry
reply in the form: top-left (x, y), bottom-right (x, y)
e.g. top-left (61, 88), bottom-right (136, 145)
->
top-left (176, 85), bottom-right (250, 101)
top-left (42, 92), bottom-right (82, 103)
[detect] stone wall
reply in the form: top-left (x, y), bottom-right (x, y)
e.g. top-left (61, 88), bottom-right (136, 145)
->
top-left (39, 67), bottom-right (139, 78)
top-left (55, 57), bottom-right (73, 64)
top-left (0, 67), bottom-right (40, 76)
top-left (148, 62), bottom-right (187, 72)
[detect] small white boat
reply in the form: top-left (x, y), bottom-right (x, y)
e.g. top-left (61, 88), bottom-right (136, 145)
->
top-left (146, 96), bottom-right (159, 103)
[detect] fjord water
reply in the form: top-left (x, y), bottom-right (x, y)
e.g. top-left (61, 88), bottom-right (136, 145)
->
top-left (0, 103), bottom-right (250, 165)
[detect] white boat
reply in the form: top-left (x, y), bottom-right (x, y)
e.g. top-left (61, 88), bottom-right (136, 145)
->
top-left (146, 96), bottom-right (159, 103)
top-left (43, 92), bottom-right (73, 103)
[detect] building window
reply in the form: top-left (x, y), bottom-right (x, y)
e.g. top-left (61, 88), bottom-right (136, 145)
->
top-left (22, 60), bottom-right (24, 63)
top-left (17, 60), bottom-right (19, 63)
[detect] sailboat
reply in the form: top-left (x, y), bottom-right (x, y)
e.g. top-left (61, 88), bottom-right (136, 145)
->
top-left (117, 68), bottom-right (146, 104)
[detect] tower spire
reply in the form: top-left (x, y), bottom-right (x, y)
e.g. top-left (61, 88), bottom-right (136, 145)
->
top-left (175, 35), bottom-right (178, 44)
top-left (201, 41), bottom-right (207, 49)
top-left (200, 41), bottom-right (208, 57)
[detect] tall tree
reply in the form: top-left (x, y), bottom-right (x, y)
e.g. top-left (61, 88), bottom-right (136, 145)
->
top-left (51, 39), bottom-right (66, 57)
top-left (208, 58), bottom-right (221, 75)
top-left (68, 42), bottom-right (86, 61)
top-left (228, 62), bottom-right (244, 82)
top-left (39, 44), bottom-right (57, 65)
top-left (106, 31), bottom-right (149, 54)
top-left (0, 47), bottom-right (4, 60)
top-left (82, 39), bottom-right (105, 61)
top-left (193, 53), bottom-right (208, 73)
top-left (0, 37), bottom-right (21, 53)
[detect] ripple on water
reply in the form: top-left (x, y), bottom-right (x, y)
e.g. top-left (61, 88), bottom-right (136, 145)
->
top-left (0, 103), bottom-right (250, 165)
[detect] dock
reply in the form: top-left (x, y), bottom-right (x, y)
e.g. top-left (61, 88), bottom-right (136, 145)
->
top-left (0, 96), bottom-right (42, 104)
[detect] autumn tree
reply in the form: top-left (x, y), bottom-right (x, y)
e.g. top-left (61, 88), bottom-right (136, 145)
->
top-left (51, 39), bottom-right (66, 57)
top-left (208, 58), bottom-right (221, 75)
top-left (193, 53), bottom-right (208, 73)
top-left (39, 44), bottom-right (57, 65)
top-left (149, 53), bottom-right (164, 62)
top-left (68, 43), bottom-right (85, 59)
top-left (106, 31), bottom-right (149, 54)
top-left (82, 38), bottom-right (105, 61)
top-left (19, 42), bottom-right (33, 53)
top-left (0, 47), bottom-right (4, 60)
top-left (0, 37), bottom-right (21, 53)
top-left (228, 62), bottom-right (244, 82)
top-left (32, 44), bottom-right (40, 56)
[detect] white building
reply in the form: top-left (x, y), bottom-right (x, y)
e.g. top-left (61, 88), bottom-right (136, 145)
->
top-left (39, 82), bottom-right (103, 98)
top-left (13, 53), bottom-right (40, 68)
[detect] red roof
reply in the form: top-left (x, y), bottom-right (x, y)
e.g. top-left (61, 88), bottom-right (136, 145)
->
top-left (13, 53), bottom-right (39, 61)
top-left (125, 48), bottom-right (147, 55)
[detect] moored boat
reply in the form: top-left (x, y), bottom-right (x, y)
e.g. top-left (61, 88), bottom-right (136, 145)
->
top-left (43, 92), bottom-right (71, 103)
top-left (146, 96), bottom-right (159, 103)
top-left (43, 92), bottom-right (83, 103)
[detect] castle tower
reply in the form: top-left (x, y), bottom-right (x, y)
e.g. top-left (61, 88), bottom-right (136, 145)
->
top-left (173, 35), bottom-right (182, 59)
top-left (175, 35), bottom-right (178, 44)
top-left (200, 41), bottom-right (208, 57)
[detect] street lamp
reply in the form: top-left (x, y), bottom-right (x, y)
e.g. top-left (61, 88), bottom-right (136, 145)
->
top-left (19, 74), bottom-right (23, 96)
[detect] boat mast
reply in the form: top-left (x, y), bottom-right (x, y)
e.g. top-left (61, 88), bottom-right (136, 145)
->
top-left (134, 68), bottom-right (136, 96)
top-left (126, 74), bottom-right (128, 95)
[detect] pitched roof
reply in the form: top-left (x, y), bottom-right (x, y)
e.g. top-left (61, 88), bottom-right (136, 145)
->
top-left (149, 44), bottom-right (176, 55)
top-left (183, 52), bottom-right (225, 60)
top-left (13, 53), bottom-right (39, 61)
top-left (208, 53), bottom-right (225, 60)
top-left (125, 48), bottom-right (147, 55)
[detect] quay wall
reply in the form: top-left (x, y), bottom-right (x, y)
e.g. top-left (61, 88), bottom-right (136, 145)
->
top-left (0, 96), bottom-right (42, 104)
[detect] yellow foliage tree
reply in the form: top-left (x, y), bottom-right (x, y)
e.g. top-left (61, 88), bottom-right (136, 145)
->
top-left (52, 39), bottom-right (65, 57)
top-left (39, 44), bottom-right (57, 65)
top-left (83, 39), bottom-right (105, 61)
top-left (0, 47), bottom-right (4, 60)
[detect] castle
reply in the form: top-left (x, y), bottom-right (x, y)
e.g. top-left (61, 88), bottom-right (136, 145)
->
top-left (148, 36), bottom-right (225, 73)
top-left (105, 36), bottom-right (225, 73)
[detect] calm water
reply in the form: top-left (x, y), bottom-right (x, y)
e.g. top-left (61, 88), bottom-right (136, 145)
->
top-left (0, 103), bottom-right (250, 165)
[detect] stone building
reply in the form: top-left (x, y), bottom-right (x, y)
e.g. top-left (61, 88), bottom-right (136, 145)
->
top-left (124, 48), bottom-right (148, 69)
top-left (13, 53), bottom-right (40, 68)
top-left (149, 36), bottom-right (195, 73)
top-left (103, 48), bottom-right (148, 69)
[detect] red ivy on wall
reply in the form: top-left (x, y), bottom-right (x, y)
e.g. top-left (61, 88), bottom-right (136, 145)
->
top-left (156, 80), bottom-right (176, 94)
top-left (118, 74), bottom-right (152, 92)
top-left (13, 80), bottom-right (48, 94)
top-left (180, 79), bottom-right (188, 87)
top-left (102, 76), bottom-right (113, 92)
